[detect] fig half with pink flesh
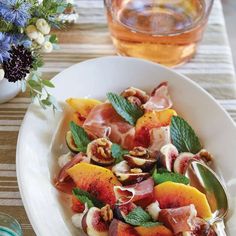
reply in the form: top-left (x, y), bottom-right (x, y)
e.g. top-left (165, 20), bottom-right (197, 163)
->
top-left (158, 144), bottom-right (179, 171)
top-left (174, 152), bottom-right (194, 174)
top-left (123, 155), bottom-right (156, 171)
top-left (82, 207), bottom-right (109, 236)
top-left (114, 172), bottom-right (150, 185)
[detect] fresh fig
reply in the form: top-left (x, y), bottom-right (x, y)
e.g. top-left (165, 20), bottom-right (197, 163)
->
top-left (123, 155), bottom-right (156, 171)
top-left (157, 144), bottom-right (179, 171)
top-left (174, 152), bottom-right (194, 174)
top-left (114, 171), bottom-right (150, 185)
top-left (82, 207), bottom-right (109, 236)
top-left (114, 202), bottom-right (137, 221)
top-left (87, 138), bottom-right (114, 166)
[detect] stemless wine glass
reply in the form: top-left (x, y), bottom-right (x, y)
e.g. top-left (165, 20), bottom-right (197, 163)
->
top-left (0, 213), bottom-right (23, 236)
top-left (104, 0), bottom-right (214, 67)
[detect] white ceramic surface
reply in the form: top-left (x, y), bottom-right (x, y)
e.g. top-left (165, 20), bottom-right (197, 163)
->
top-left (16, 56), bottom-right (236, 236)
top-left (0, 78), bottom-right (21, 104)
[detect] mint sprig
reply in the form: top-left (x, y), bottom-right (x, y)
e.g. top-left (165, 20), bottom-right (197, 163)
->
top-left (124, 207), bottom-right (161, 226)
top-left (152, 169), bottom-right (189, 185)
top-left (111, 144), bottom-right (129, 163)
top-left (170, 116), bottom-right (202, 154)
top-left (107, 92), bottom-right (144, 125)
top-left (70, 121), bottom-right (90, 153)
top-left (72, 188), bottom-right (104, 209)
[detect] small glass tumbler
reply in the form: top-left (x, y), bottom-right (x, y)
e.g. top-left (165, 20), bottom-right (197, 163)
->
top-left (104, 0), bottom-right (214, 67)
top-left (0, 213), bottom-right (23, 236)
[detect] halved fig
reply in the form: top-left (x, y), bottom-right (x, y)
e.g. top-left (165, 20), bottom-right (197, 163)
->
top-left (66, 131), bottom-right (80, 153)
top-left (82, 207), bottom-right (109, 236)
top-left (87, 138), bottom-right (114, 166)
top-left (109, 219), bottom-right (138, 236)
top-left (115, 172), bottom-right (150, 185)
top-left (157, 144), bottom-right (179, 171)
top-left (124, 155), bottom-right (156, 171)
top-left (114, 202), bottom-right (137, 221)
top-left (174, 153), bottom-right (194, 174)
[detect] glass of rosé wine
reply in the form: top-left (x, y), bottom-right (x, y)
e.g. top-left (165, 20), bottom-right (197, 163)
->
top-left (104, 0), bottom-right (214, 67)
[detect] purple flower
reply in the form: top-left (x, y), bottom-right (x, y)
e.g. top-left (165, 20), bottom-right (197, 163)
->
top-left (0, 32), bottom-right (11, 63)
top-left (0, 0), bottom-right (31, 27)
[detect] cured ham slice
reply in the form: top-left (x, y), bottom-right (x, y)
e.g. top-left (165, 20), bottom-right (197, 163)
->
top-left (143, 82), bottom-right (173, 111)
top-left (114, 178), bottom-right (154, 205)
top-left (54, 153), bottom-right (90, 194)
top-left (148, 126), bottom-right (171, 156)
top-left (83, 103), bottom-right (135, 150)
top-left (158, 204), bottom-right (197, 234)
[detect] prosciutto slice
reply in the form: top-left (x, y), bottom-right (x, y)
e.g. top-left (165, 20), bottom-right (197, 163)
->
top-left (83, 103), bottom-right (135, 150)
top-left (114, 178), bottom-right (154, 205)
top-left (143, 82), bottom-right (173, 111)
top-left (158, 204), bottom-right (197, 234)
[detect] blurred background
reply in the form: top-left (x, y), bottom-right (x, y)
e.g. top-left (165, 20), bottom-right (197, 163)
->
top-left (222, 0), bottom-right (236, 69)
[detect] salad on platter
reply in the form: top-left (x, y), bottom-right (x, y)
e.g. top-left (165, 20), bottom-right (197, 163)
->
top-left (54, 82), bottom-right (217, 236)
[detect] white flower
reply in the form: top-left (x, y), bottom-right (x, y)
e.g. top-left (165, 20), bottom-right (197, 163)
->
top-left (37, 0), bottom-right (43, 4)
top-left (26, 25), bottom-right (39, 40)
top-left (42, 41), bottom-right (53, 53)
top-left (35, 32), bottom-right (45, 45)
top-left (0, 69), bottom-right (5, 81)
top-left (66, 0), bottom-right (74, 4)
top-left (36, 18), bottom-right (51, 35)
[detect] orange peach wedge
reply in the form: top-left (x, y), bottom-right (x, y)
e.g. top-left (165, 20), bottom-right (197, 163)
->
top-left (67, 163), bottom-right (121, 206)
top-left (66, 98), bottom-right (102, 125)
top-left (154, 182), bottom-right (212, 219)
top-left (136, 109), bottom-right (177, 131)
top-left (135, 225), bottom-right (173, 236)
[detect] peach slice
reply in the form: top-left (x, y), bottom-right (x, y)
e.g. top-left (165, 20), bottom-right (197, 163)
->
top-left (135, 225), bottom-right (173, 236)
top-left (154, 182), bottom-right (212, 219)
top-left (66, 98), bottom-right (102, 125)
top-left (136, 109), bottom-right (177, 131)
top-left (67, 163), bottom-right (121, 206)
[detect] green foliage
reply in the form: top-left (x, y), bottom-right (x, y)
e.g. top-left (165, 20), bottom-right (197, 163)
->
top-left (69, 121), bottom-right (91, 153)
top-left (27, 71), bottom-right (59, 111)
top-left (111, 143), bottom-right (129, 163)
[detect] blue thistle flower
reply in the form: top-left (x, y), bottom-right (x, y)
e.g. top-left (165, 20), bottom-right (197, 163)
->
top-left (0, 32), bottom-right (11, 63)
top-left (0, 0), bottom-right (31, 27)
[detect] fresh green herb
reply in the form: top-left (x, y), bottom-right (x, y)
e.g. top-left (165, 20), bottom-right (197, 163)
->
top-left (140, 222), bottom-right (162, 227)
top-left (72, 188), bottom-right (104, 209)
top-left (107, 92), bottom-right (144, 125)
top-left (124, 207), bottom-right (152, 226)
top-left (170, 116), bottom-right (202, 154)
top-left (111, 143), bottom-right (129, 163)
top-left (70, 121), bottom-right (90, 153)
top-left (27, 71), bottom-right (59, 111)
top-left (152, 169), bottom-right (189, 185)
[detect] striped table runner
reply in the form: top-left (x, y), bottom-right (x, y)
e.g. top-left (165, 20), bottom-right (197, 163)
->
top-left (0, 0), bottom-right (235, 235)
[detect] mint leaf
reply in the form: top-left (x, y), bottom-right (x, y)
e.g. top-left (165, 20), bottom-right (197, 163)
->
top-left (152, 170), bottom-right (189, 185)
top-left (72, 188), bottom-right (104, 209)
top-left (107, 92), bottom-right (144, 125)
top-left (170, 116), bottom-right (202, 154)
top-left (70, 121), bottom-right (90, 153)
top-left (140, 222), bottom-right (162, 227)
top-left (124, 207), bottom-right (152, 226)
top-left (111, 144), bottom-right (129, 163)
